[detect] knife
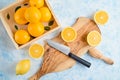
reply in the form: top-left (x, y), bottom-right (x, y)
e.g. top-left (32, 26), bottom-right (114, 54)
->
top-left (46, 40), bottom-right (91, 68)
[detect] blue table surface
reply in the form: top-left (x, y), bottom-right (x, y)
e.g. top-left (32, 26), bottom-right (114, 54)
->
top-left (0, 0), bottom-right (120, 80)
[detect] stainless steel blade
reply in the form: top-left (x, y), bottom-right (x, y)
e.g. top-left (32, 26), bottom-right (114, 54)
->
top-left (46, 39), bottom-right (70, 55)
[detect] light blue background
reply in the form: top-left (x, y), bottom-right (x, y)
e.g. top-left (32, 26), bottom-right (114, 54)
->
top-left (0, 0), bottom-right (120, 80)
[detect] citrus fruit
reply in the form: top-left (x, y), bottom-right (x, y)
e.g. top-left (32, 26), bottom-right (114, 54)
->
top-left (16, 59), bottom-right (30, 75)
top-left (15, 30), bottom-right (30, 44)
top-left (27, 22), bottom-right (44, 37)
top-left (39, 7), bottom-right (52, 22)
top-left (24, 7), bottom-right (41, 23)
top-left (29, 0), bottom-right (44, 8)
top-left (29, 44), bottom-right (44, 59)
top-left (87, 31), bottom-right (102, 47)
top-left (94, 10), bottom-right (109, 25)
top-left (14, 7), bottom-right (28, 25)
top-left (61, 27), bottom-right (77, 42)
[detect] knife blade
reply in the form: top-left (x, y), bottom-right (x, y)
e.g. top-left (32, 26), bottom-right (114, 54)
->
top-left (46, 39), bottom-right (91, 68)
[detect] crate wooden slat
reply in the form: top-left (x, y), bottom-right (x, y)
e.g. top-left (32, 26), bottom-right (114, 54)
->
top-left (0, 0), bottom-right (60, 49)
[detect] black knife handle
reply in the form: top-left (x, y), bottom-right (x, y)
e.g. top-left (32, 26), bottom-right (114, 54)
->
top-left (68, 52), bottom-right (91, 68)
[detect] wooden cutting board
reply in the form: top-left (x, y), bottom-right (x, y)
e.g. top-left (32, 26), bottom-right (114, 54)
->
top-left (29, 17), bottom-right (101, 80)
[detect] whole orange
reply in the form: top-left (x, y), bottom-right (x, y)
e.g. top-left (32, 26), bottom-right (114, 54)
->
top-left (24, 7), bottom-right (41, 23)
top-left (14, 7), bottom-right (28, 25)
top-left (39, 7), bottom-right (52, 22)
top-left (28, 22), bottom-right (44, 37)
top-left (15, 30), bottom-right (30, 44)
top-left (29, 0), bottom-right (44, 8)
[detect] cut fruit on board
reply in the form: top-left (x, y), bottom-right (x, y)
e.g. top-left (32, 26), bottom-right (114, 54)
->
top-left (87, 30), bottom-right (102, 47)
top-left (61, 27), bottom-right (77, 42)
top-left (29, 17), bottom-right (114, 80)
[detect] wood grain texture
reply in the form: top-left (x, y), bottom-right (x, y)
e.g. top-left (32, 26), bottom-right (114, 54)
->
top-left (29, 17), bottom-right (101, 80)
top-left (89, 48), bottom-right (114, 65)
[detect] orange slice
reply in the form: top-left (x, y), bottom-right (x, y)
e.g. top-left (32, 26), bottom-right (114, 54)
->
top-left (29, 44), bottom-right (44, 59)
top-left (94, 10), bottom-right (109, 25)
top-left (87, 31), bottom-right (102, 47)
top-left (61, 27), bottom-right (77, 42)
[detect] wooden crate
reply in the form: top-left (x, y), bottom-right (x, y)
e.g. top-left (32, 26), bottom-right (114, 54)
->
top-left (0, 0), bottom-right (60, 49)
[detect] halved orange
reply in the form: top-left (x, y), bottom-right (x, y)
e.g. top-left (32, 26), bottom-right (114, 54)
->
top-left (87, 31), bottom-right (102, 47)
top-left (94, 10), bottom-right (109, 25)
top-left (61, 27), bottom-right (77, 42)
top-left (29, 44), bottom-right (44, 59)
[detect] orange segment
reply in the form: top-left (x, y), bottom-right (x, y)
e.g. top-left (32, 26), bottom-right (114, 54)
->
top-left (94, 10), bottom-right (109, 25)
top-left (61, 27), bottom-right (77, 42)
top-left (87, 31), bottom-right (102, 47)
top-left (29, 44), bottom-right (44, 59)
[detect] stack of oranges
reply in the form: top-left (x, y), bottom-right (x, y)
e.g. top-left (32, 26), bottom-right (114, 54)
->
top-left (14, 0), bottom-right (52, 45)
